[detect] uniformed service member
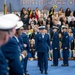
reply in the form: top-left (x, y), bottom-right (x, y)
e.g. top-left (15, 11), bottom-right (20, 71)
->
top-left (15, 21), bottom-right (29, 75)
top-left (1, 14), bottom-right (24, 75)
top-left (35, 26), bottom-right (50, 74)
top-left (51, 26), bottom-right (59, 66)
top-left (0, 16), bottom-right (18, 75)
top-left (18, 28), bottom-right (30, 75)
top-left (61, 25), bottom-right (69, 66)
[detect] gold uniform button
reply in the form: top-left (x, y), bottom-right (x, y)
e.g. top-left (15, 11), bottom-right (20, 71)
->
top-left (7, 67), bottom-right (10, 70)
top-left (20, 56), bottom-right (22, 61)
top-left (6, 59), bottom-right (9, 63)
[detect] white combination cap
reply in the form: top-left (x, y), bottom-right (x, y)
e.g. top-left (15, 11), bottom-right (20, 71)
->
top-left (38, 26), bottom-right (45, 30)
top-left (0, 14), bottom-right (20, 22)
top-left (53, 26), bottom-right (58, 29)
top-left (61, 25), bottom-right (67, 29)
top-left (0, 18), bottom-right (17, 31)
top-left (15, 21), bottom-right (23, 29)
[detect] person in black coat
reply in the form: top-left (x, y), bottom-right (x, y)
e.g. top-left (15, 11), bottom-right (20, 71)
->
top-left (73, 10), bottom-right (75, 17)
top-left (65, 8), bottom-right (71, 17)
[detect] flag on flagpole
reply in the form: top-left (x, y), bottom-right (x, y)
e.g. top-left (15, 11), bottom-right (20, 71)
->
top-left (4, 0), bottom-right (8, 14)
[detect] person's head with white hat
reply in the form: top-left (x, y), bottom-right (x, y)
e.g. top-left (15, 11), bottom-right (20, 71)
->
top-left (38, 26), bottom-right (45, 30)
top-left (61, 25), bottom-right (68, 32)
top-left (0, 14), bottom-right (20, 38)
top-left (38, 26), bottom-right (46, 33)
top-left (52, 26), bottom-right (58, 33)
top-left (15, 21), bottom-right (23, 37)
top-left (0, 14), bottom-right (20, 22)
top-left (0, 15), bottom-right (19, 46)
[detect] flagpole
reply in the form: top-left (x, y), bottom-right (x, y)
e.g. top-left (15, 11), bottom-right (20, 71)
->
top-left (4, 0), bottom-right (7, 14)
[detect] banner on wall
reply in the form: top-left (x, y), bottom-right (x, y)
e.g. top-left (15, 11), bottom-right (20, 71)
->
top-left (0, 0), bottom-right (75, 12)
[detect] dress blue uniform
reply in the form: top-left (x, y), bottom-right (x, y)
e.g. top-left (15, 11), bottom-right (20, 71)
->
top-left (62, 32), bottom-right (69, 66)
top-left (1, 20), bottom-right (24, 75)
top-left (1, 37), bottom-right (23, 75)
top-left (0, 48), bottom-right (8, 75)
top-left (52, 31), bottom-right (59, 66)
top-left (0, 14), bottom-right (20, 75)
top-left (19, 32), bottom-right (30, 74)
top-left (35, 26), bottom-right (50, 74)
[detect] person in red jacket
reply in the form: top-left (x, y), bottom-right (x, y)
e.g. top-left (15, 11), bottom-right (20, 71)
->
top-left (30, 10), bottom-right (38, 20)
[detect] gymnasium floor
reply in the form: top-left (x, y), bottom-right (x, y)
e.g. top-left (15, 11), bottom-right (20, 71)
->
top-left (27, 60), bottom-right (75, 75)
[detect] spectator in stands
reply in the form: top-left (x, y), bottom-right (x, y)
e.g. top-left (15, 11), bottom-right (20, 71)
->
top-left (69, 17), bottom-right (75, 28)
top-left (29, 25), bottom-right (39, 40)
top-left (20, 7), bottom-right (26, 18)
top-left (43, 6), bottom-right (49, 17)
top-left (52, 12), bottom-right (58, 20)
top-left (72, 39), bottom-right (75, 59)
top-left (59, 33), bottom-right (63, 60)
top-left (46, 24), bottom-right (53, 40)
top-left (52, 18), bottom-right (61, 32)
top-left (58, 7), bottom-right (64, 14)
top-left (69, 17), bottom-right (75, 37)
top-left (59, 13), bottom-right (65, 24)
top-left (62, 17), bottom-right (68, 25)
top-left (68, 28), bottom-right (74, 59)
top-left (68, 12), bottom-right (75, 23)
top-left (40, 10), bottom-right (47, 21)
top-left (22, 9), bottom-right (28, 18)
top-left (29, 17), bottom-right (37, 26)
top-left (43, 21), bottom-right (46, 26)
top-left (73, 10), bottom-right (75, 17)
top-left (65, 8), bottom-right (71, 17)
top-left (35, 7), bottom-right (40, 18)
top-left (49, 7), bottom-right (54, 20)
top-left (46, 17), bottom-right (53, 28)
top-left (30, 39), bottom-right (36, 60)
top-left (27, 25), bottom-right (33, 38)
top-left (48, 41), bottom-right (53, 61)
top-left (21, 14), bottom-right (29, 29)
top-left (27, 7), bottom-right (32, 17)
top-left (57, 17), bottom-right (61, 26)
top-left (30, 10), bottom-right (38, 20)
top-left (38, 18), bottom-right (43, 26)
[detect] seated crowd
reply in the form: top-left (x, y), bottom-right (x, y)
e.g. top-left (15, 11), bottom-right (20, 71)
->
top-left (14, 6), bottom-right (75, 60)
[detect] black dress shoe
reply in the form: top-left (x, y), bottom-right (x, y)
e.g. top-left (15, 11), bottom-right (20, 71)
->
top-left (45, 71), bottom-right (48, 74)
top-left (40, 68), bottom-right (41, 71)
top-left (61, 64), bottom-right (69, 66)
top-left (25, 73), bottom-right (29, 75)
top-left (41, 71), bottom-right (43, 74)
top-left (26, 70), bottom-right (28, 72)
top-left (51, 64), bottom-right (58, 66)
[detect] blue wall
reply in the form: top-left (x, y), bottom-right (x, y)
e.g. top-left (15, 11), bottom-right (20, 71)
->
top-left (0, 0), bottom-right (75, 12)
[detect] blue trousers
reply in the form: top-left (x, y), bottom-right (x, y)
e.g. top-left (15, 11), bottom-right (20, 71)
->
top-left (38, 52), bottom-right (48, 72)
top-left (23, 55), bottom-right (28, 74)
top-left (53, 49), bottom-right (59, 65)
top-left (63, 50), bottom-right (69, 65)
